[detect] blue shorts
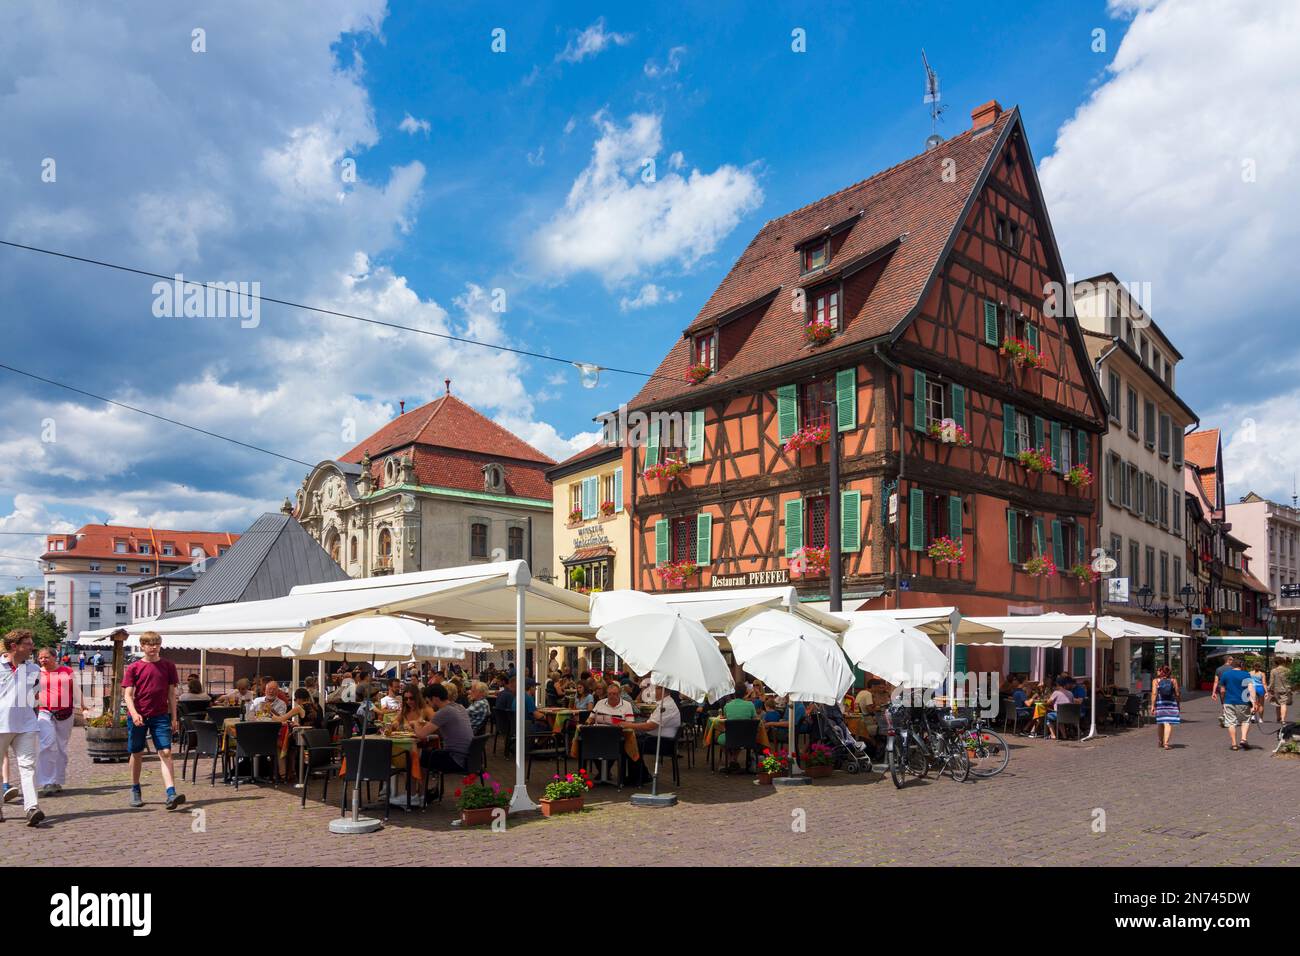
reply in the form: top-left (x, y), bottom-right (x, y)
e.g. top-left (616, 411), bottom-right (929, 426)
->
top-left (127, 714), bottom-right (174, 753)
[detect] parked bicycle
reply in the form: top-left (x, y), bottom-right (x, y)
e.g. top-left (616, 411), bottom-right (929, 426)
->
top-left (884, 704), bottom-right (970, 787)
top-left (957, 708), bottom-right (1011, 778)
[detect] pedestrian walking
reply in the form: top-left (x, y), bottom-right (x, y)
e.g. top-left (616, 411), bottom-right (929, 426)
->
top-left (1151, 665), bottom-right (1180, 750)
top-left (36, 647), bottom-right (83, 796)
top-left (1217, 657), bottom-right (1256, 751)
top-left (92, 651), bottom-right (103, 674)
top-left (122, 631), bottom-right (185, 810)
top-left (0, 629), bottom-right (45, 826)
top-left (78, 652), bottom-right (86, 672)
top-left (1248, 665), bottom-right (1268, 725)
top-left (1267, 659), bottom-right (1292, 724)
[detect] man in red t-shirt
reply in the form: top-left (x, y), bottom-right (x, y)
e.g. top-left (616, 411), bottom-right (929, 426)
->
top-left (122, 632), bottom-right (185, 810)
top-left (35, 647), bottom-right (85, 796)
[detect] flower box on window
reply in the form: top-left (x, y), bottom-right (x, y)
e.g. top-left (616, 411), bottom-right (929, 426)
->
top-left (783, 423), bottom-right (831, 454)
top-left (642, 459), bottom-right (687, 488)
top-left (1068, 563), bottom-right (1099, 585)
top-left (1000, 337), bottom-right (1042, 368)
top-left (599, 500), bottom-right (616, 517)
top-left (686, 363), bottom-right (713, 385)
top-left (1065, 465), bottom-right (1093, 489)
top-left (1024, 555), bottom-right (1057, 578)
top-left (1017, 447), bottom-right (1054, 474)
top-left (656, 559), bottom-right (700, 588)
top-left (926, 536), bottom-right (965, 565)
top-left (804, 319), bottom-right (835, 345)
top-left (927, 419), bottom-right (972, 447)
top-left (788, 545), bottom-right (829, 578)
top-left (567, 507), bottom-right (584, 525)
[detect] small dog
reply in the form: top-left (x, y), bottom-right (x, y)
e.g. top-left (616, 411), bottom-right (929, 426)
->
top-left (1272, 721), bottom-right (1298, 755)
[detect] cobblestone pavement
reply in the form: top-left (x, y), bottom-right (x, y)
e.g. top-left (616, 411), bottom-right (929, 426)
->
top-left (3, 694), bottom-right (1296, 866)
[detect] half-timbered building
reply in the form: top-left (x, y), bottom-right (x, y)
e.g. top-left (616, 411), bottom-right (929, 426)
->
top-left (624, 102), bottom-right (1108, 632)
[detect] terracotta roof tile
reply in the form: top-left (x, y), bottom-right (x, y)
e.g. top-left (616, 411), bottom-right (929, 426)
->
top-left (339, 394), bottom-right (555, 466)
top-left (42, 525), bottom-right (238, 562)
top-left (1184, 429), bottom-right (1220, 470)
top-left (629, 109), bottom-right (1017, 409)
top-left (362, 446), bottom-right (551, 502)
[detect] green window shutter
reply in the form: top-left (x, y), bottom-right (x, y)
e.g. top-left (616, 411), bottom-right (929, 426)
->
top-left (1006, 509), bottom-right (1019, 563)
top-left (1010, 647), bottom-right (1031, 673)
top-left (613, 467), bottom-right (623, 513)
top-left (1050, 421), bottom-right (1062, 472)
top-left (1025, 324), bottom-right (1039, 351)
top-left (909, 488), bottom-right (925, 551)
top-left (1072, 647), bottom-right (1087, 676)
top-left (835, 368), bottom-right (857, 432)
top-left (841, 491), bottom-right (861, 552)
top-left (646, 419), bottom-right (660, 467)
top-left (983, 300), bottom-right (999, 345)
top-left (913, 370), bottom-right (927, 432)
top-left (654, 519), bottom-right (669, 565)
top-left (783, 499), bottom-right (803, 557)
top-left (1002, 403), bottom-right (1016, 457)
top-left (1051, 520), bottom-right (1064, 568)
top-left (1076, 430), bottom-right (1088, 468)
top-left (1033, 518), bottom-right (1045, 557)
top-left (687, 409), bottom-right (705, 462)
top-left (948, 495), bottom-right (962, 543)
top-left (695, 513), bottom-right (712, 565)
top-left (1033, 415), bottom-right (1044, 450)
top-left (954, 644), bottom-right (968, 674)
top-left (950, 384), bottom-right (966, 431)
top-left (777, 385), bottom-right (798, 441)
top-left (582, 476), bottom-right (597, 519)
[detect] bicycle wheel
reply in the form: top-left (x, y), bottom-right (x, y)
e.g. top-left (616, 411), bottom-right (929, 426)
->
top-left (946, 746), bottom-right (971, 782)
top-left (888, 740), bottom-right (908, 789)
top-left (907, 741), bottom-right (931, 779)
top-left (967, 729), bottom-right (1011, 778)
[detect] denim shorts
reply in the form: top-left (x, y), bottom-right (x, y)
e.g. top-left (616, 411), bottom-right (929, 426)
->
top-left (127, 714), bottom-right (174, 753)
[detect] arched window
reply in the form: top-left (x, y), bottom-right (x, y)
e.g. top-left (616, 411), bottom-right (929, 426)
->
top-left (349, 537), bottom-right (358, 563)
top-left (470, 522), bottom-right (488, 559)
top-left (378, 528), bottom-right (393, 564)
top-left (327, 532), bottom-right (340, 565)
top-left (508, 526), bottom-right (524, 560)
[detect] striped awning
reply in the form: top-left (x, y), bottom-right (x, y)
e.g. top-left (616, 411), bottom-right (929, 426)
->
top-left (1203, 637), bottom-right (1273, 649)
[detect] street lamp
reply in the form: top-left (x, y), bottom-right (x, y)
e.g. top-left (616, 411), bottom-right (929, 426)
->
top-left (1260, 600), bottom-right (1275, 671)
top-left (1136, 583), bottom-right (1197, 670)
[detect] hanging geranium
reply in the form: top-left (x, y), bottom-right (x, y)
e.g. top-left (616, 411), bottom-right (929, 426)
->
top-left (1024, 555), bottom-right (1057, 578)
top-left (804, 319), bottom-right (835, 345)
top-left (927, 419), bottom-right (972, 446)
top-left (686, 363), bottom-right (713, 384)
top-left (1069, 563), bottom-right (1099, 584)
top-left (599, 500), bottom-right (616, 516)
top-left (1017, 447), bottom-right (1054, 474)
top-left (1000, 337), bottom-right (1042, 368)
top-left (567, 507), bottom-right (584, 524)
top-left (926, 536), bottom-right (965, 565)
top-left (789, 545), bottom-right (829, 577)
top-left (783, 423), bottom-right (831, 454)
top-left (656, 559), bottom-right (699, 587)
top-left (642, 459), bottom-right (687, 483)
top-left (1065, 464), bottom-right (1093, 488)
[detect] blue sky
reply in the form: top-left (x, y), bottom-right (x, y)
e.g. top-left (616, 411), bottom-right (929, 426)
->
top-left (2, 0), bottom-right (1299, 586)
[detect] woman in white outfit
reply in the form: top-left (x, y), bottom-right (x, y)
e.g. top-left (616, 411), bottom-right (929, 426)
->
top-left (36, 647), bottom-right (85, 796)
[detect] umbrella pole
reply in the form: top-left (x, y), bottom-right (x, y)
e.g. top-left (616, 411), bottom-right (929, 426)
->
top-left (630, 705), bottom-right (678, 807)
top-left (509, 586), bottom-right (538, 813)
top-left (773, 701), bottom-right (811, 787)
top-left (1082, 620), bottom-right (1103, 741)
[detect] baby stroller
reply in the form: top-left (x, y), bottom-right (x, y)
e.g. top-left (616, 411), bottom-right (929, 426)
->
top-left (1272, 721), bottom-right (1299, 755)
top-left (811, 704), bottom-right (873, 774)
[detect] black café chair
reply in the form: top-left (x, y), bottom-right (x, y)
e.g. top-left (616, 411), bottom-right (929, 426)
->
top-left (205, 705), bottom-right (243, 732)
top-left (424, 733), bottom-right (490, 804)
top-left (338, 737), bottom-right (393, 821)
top-left (230, 721), bottom-right (282, 789)
top-left (642, 734), bottom-right (681, 787)
top-left (712, 718), bottom-right (760, 772)
top-left (185, 720), bottom-right (225, 785)
top-left (577, 725), bottom-right (625, 790)
top-left (1053, 703), bottom-right (1083, 741)
top-left (300, 728), bottom-right (341, 808)
top-left (1122, 694), bottom-right (1143, 728)
top-left (525, 726), bottom-right (568, 781)
top-left (676, 701), bottom-right (698, 766)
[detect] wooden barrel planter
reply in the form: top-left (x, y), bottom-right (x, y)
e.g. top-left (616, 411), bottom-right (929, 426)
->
top-left (86, 726), bottom-right (131, 763)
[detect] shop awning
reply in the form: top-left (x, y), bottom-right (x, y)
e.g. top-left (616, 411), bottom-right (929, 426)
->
top-left (563, 545), bottom-right (615, 563)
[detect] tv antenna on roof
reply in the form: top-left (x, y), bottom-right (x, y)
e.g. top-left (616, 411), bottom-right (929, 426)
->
top-left (922, 49), bottom-right (946, 150)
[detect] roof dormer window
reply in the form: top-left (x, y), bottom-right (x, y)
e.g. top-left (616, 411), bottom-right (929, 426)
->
top-left (693, 332), bottom-right (716, 371)
top-left (483, 463), bottom-right (506, 493)
top-left (801, 241), bottom-right (829, 273)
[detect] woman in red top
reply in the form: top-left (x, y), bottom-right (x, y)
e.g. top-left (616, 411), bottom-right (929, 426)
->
top-left (36, 647), bottom-right (84, 795)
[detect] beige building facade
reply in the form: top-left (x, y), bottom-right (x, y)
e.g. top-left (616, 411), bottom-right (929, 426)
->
top-left (546, 443), bottom-right (629, 594)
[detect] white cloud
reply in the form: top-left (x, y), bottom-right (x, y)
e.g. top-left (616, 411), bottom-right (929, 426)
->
top-left (643, 46), bottom-right (686, 78)
top-left (619, 283), bottom-right (679, 311)
top-left (563, 116), bottom-right (577, 135)
top-left (1037, 0), bottom-right (1300, 502)
top-left (531, 111), bottom-right (763, 284)
top-left (556, 18), bottom-right (632, 64)
top-left (398, 112), bottom-right (431, 136)
top-left (526, 146), bottom-right (545, 167)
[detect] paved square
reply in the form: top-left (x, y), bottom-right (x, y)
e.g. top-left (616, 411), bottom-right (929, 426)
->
top-left (4, 694), bottom-right (1296, 866)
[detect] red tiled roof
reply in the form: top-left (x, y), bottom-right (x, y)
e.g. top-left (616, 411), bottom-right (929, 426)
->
top-left (551, 441), bottom-right (617, 472)
top-left (339, 395), bottom-right (555, 466)
top-left (1185, 429), bottom-right (1221, 508)
top-left (355, 445), bottom-right (551, 502)
top-left (629, 108), bottom-right (1018, 409)
top-left (41, 525), bottom-right (238, 562)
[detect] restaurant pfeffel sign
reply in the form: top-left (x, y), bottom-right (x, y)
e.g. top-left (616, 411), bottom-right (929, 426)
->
top-left (711, 569), bottom-right (789, 588)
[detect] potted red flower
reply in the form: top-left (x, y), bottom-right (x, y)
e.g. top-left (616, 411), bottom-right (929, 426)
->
top-left (541, 770), bottom-right (593, 816)
top-left (801, 743), bottom-right (834, 778)
top-left (1017, 447), bottom-right (1053, 474)
top-left (926, 536), bottom-right (965, 565)
top-left (756, 748), bottom-right (790, 784)
top-left (1000, 336), bottom-right (1042, 368)
top-left (567, 507), bottom-right (584, 525)
top-left (1065, 464), bottom-right (1093, 488)
top-left (804, 318), bottom-right (835, 345)
top-left (454, 772), bottom-right (511, 826)
top-left (927, 419), bottom-right (972, 446)
top-left (1069, 563), bottom-right (1099, 585)
top-left (1024, 555), bottom-right (1057, 578)
top-left (656, 559), bottom-right (700, 588)
top-left (788, 545), bottom-right (829, 578)
top-left (686, 363), bottom-right (713, 384)
top-left (642, 458), bottom-right (687, 490)
top-left (599, 500), bottom-right (616, 517)
top-left (783, 423), bottom-right (831, 455)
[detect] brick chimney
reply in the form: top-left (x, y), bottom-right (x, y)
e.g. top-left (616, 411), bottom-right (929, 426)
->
top-left (971, 100), bottom-right (1002, 130)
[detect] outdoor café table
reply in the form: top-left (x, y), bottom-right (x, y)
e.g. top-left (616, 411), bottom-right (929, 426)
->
top-left (568, 722), bottom-right (640, 783)
top-left (700, 717), bottom-right (772, 749)
top-left (220, 716), bottom-right (290, 784)
top-left (538, 707), bottom-right (580, 734)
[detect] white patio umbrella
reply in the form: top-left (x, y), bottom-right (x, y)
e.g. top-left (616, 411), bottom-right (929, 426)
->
top-left (589, 591), bottom-right (733, 805)
top-left (292, 616), bottom-right (484, 660)
top-left (727, 609), bottom-right (854, 779)
top-left (840, 617), bottom-right (947, 692)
